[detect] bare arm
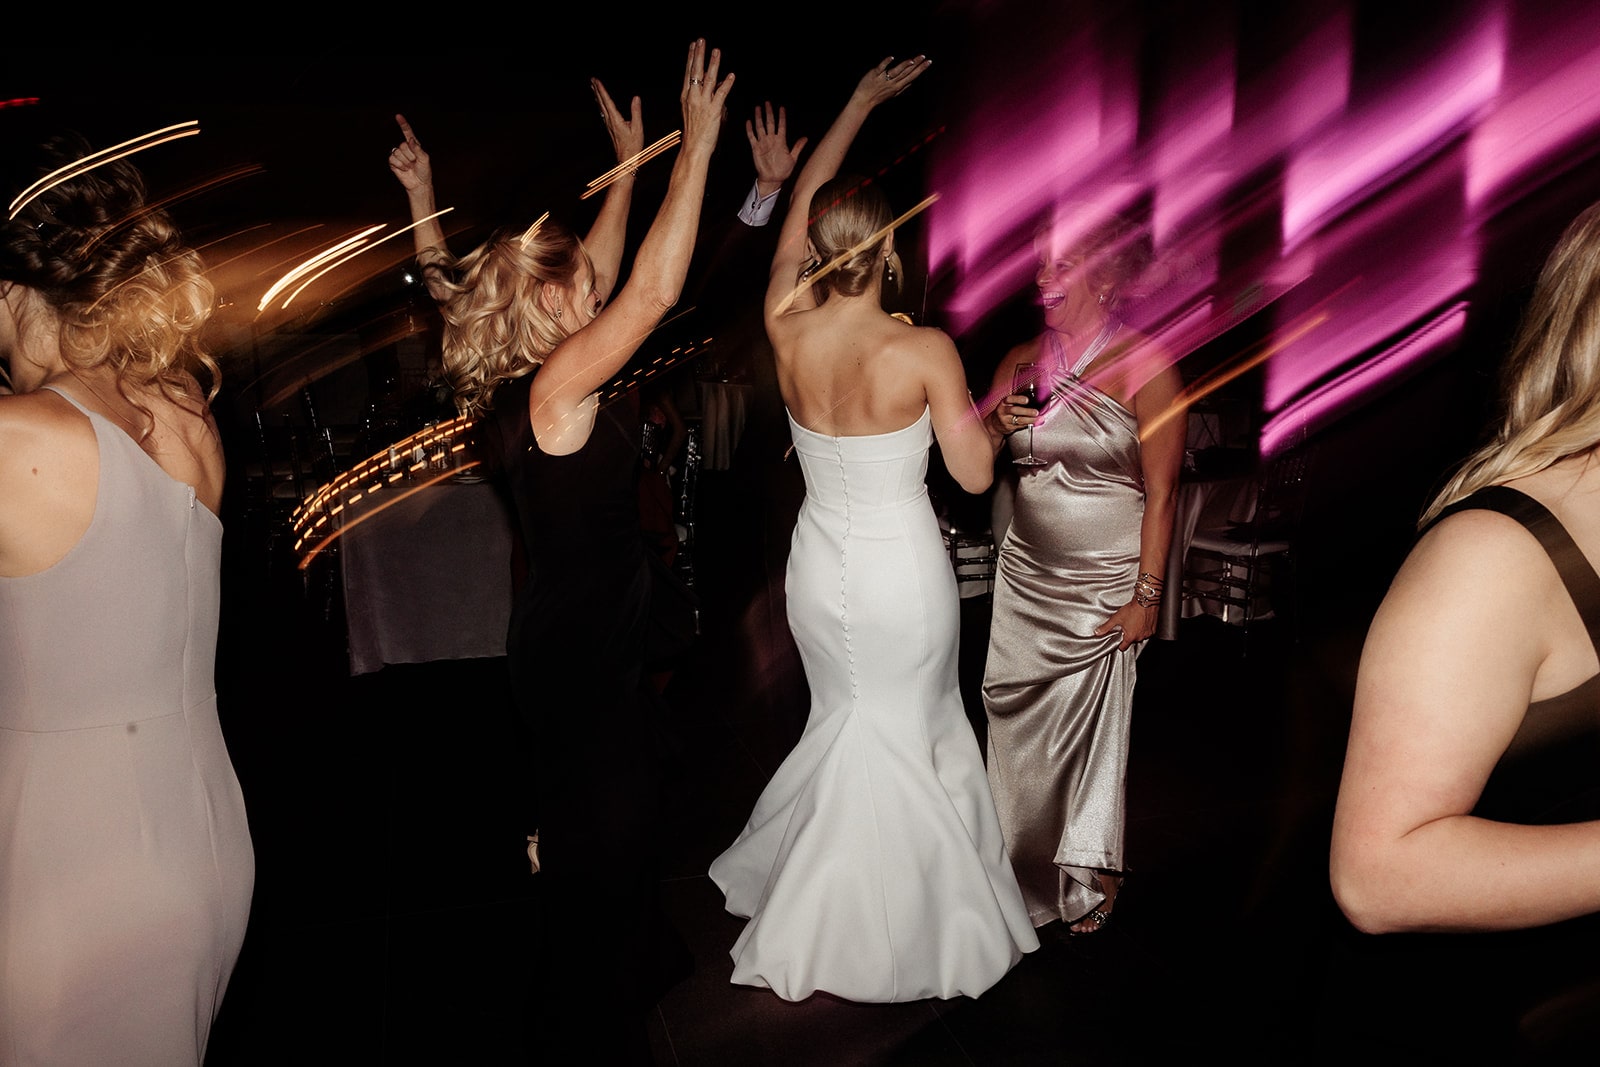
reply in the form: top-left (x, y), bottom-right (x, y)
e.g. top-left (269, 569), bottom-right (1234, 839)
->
top-left (922, 330), bottom-right (993, 494)
top-left (1329, 509), bottom-right (1600, 932)
top-left (765, 55), bottom-right (932, 325)
top-left (389, 114), bottom-right (453, 305)
top-left (583, 78), bottom-right (645, 299)
top-left (1093, 357), bottom-right (1185, 649)
top-left (532, 40), bottom-right (733, 419)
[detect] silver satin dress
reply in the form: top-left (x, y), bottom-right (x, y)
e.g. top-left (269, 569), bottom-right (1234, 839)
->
top-left (982, 374), bottom-right (1144, 928)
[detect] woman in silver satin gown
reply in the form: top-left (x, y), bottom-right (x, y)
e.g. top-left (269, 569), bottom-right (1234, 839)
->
top-left (981, 210), bottom-right (1185, 934)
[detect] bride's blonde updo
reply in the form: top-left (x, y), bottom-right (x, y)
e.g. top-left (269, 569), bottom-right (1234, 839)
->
top-left (805, 174), bottom-right (902, 303)
top-left (0, 133), bottom-right (218, 413)
top-left (426, 221), bottom-right (592, 416)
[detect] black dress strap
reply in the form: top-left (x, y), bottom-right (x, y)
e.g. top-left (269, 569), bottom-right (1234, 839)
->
top-left (1429, 485), bottom-right (1600, 659)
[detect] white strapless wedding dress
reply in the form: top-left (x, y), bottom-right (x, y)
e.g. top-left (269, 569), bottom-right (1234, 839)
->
top-left (709, 407), bottom-right (1038, 1002)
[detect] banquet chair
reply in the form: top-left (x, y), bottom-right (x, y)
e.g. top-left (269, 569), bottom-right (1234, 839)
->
top-left (1180, 442), bottom-right (1312, 652)
top-left (943, 522), bottom-right (998, 601)
top-left (243, 411), bottom-right (336, 587)
top-left (673, 420), bottom-right (702, 588)
top-left (243, 413), bottom-right (307, 515)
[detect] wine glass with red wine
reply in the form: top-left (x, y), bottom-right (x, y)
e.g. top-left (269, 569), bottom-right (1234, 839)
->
top-left (1011, 362), bottom-right (1046, 467)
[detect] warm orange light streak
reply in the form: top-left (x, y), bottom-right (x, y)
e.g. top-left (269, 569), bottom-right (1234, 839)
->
top-left (80, 164), bottom-right (265, 261)
top-left (519, 211), bottom-right (550, 247)
top-left (775, 194), bottom-right (940, 314)
top-left (586, 132), bottom-right (681, 186)
top-left (1138, 311), bottom-right (1331, 443)
top-left (192, 222), bottom-right (273, 264)
top-left (8, 121), bottom-right (201, 219)
top-left (277, 209), bottom-right (454, 311)
top-left (580, 132), bottom-right (683, 200)
top-left (258, 226), bottom-right (384, 311)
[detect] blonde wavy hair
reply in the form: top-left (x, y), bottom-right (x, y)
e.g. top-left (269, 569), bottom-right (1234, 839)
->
top-left (1421, 201), bottom-right (1600, 526)
top-left (1, 133), bottom-right (218, 428)
top-left (805, 175), bottom-right (902, 304)
top-left (427, 221), bottom-right (590, 416)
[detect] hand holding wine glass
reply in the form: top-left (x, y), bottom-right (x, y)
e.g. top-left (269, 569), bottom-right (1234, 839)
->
top-left (1011, 361), bottom-right (1047, 467)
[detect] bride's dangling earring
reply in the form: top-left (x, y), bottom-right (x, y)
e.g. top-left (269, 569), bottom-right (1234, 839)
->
top-left (884, 252), bottom-right (895, 286)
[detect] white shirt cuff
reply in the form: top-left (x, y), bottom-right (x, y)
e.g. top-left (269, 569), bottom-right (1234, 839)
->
top-left (738, 182), bottom-right (780, 227)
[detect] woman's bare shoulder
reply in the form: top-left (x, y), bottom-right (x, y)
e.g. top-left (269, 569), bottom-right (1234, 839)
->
top-left (0, 390), bottom-right (95, 485)
top-left (0, 388), bottom-right (87, 438)
top-left (896, 319), bottom-right (958, 353)
top-left (1396, 503), bottom-right (1557, 604)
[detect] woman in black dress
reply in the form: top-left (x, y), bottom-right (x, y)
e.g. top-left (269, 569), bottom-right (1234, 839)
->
top-left (388, 41), bottom-right (732, 1060)
top-left (1328, 198), bottom-right (1600, 1058)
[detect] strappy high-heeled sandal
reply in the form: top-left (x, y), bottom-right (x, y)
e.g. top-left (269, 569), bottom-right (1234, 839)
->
top-left (1068, 869), bottom-right (1125, 936)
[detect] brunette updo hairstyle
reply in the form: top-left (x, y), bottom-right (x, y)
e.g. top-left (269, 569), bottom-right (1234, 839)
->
top-left (0, 132), bottom-right (218, 414)
top-left (805, 174), bottom-right (902, 304)
top-left (427, 221), bottom-right (592, 416)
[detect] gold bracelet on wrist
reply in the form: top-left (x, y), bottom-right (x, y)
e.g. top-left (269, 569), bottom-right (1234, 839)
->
top-left (1133, 571), bottom-right (1164, 607)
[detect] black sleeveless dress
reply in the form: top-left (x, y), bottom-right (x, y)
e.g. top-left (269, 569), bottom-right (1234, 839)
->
top-left (481, 373), bottom-right (687, 1060)
top-left (1316, 486), bottom-right (1600, 1062)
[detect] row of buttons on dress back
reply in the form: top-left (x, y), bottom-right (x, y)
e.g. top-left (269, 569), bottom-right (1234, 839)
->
top-left (832, 438), bottom-right (859, 705)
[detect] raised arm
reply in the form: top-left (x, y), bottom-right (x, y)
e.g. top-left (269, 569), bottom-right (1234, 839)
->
top-left (532, 40), bottom-right (733, 420)
top-left (741, 101), bottom-right (807, 222)
top-left (920, 329), bottom-right (994, 494)
top-left (766, 55), bottom-right (932, 321)
top-left (389, 114), bottom-right (453, 304)
top-left (583, 78), bottom-right (645, 298)
top-left (1330, 511), bottom-right (1600, 933)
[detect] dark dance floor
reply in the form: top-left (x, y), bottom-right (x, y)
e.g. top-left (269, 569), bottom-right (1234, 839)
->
top-left (202, 466), bottom-right (1596, 1066)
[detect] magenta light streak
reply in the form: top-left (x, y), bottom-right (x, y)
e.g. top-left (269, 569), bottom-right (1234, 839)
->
top-left (1266, 146), bottom-right (1478, 411)
top-left (1281, 9), bottom-right (1504, 250)
top-left (927, 28), bottom-right (1139, 291)
top-left (926, 1), bottom-right (1600, 458)
top-left (1260, 302), bottom-right (1468, 455)
top-left (1265, 240), bottom-right (1476, 411)
top-left (1236, 12), bottom-right (1351, 166)
top-left (940, 242), bottom-right (1044, 329)
top-left (1467, 37), bottom-right (1600, 209)
top-left (1143, 29), bottom-right (1236, 250)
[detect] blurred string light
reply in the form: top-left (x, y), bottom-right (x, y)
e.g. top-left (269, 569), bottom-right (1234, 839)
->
top-left (8, 120), bottom-right (200, 219)
top-left (291, 414), bottom-right (478, 569)
top-left (256, 208), bottom-right (453, 313)
top-left (290, 329), bottom-right (714, 570)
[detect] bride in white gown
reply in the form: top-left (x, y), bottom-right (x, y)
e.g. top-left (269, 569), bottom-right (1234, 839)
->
top-left (709, 55), bottom-right (1038, 1003)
